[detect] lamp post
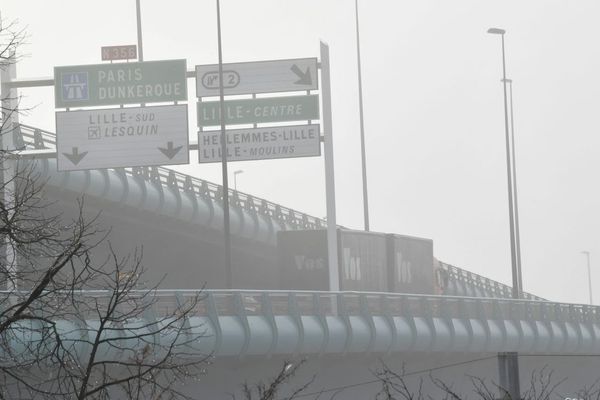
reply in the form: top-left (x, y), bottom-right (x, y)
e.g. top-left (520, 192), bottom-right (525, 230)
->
top-left (216, 0), bottom-right (232, 289)
top-left (582, 251), bottom-right (593, 305)
top-left (233, 169), bottom-right (243, 191)
top-left (354, 0), bottom-right (370, 231)
top-left (488, 27), bottom-right (521, 400)
top-left (504, 78), bottom-right (523, 294)
top-left (487, 28), bottom-right (520, 299)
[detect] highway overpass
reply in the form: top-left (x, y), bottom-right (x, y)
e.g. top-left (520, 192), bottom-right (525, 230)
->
top-left (4, 123), bottom-right (597, 398)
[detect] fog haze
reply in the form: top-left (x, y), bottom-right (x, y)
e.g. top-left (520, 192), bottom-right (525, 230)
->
top-left (4, 0), bottom-right (599, 304)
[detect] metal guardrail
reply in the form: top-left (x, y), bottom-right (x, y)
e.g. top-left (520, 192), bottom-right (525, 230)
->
top-left (48, 289), bottom-right (596, 323)
top-left (12, 123), bottom-right (326, 231)
top-left (439, 261), bottom-right (546, 301)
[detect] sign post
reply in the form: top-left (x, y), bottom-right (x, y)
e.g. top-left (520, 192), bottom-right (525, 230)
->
top-left (320, 41), bottom-right (340, 293)
top-left (135, 0), bottom-right (144, 62)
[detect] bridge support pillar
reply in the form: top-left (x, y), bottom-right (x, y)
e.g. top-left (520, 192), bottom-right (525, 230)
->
top-left (497, 352), bottom-right (521, 400)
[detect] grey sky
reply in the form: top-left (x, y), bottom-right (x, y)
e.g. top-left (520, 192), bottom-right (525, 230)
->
top-left (3, 0), bottom-right (600, 304)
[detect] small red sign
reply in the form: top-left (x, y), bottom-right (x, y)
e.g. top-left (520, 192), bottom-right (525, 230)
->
top-left (101, 45), bottom-right (137, 61)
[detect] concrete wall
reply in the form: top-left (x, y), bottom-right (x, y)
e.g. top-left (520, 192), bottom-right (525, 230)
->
top-left (43, 184), bottom-right (280, 290)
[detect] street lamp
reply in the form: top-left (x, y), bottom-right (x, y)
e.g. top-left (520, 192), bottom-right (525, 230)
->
top-left (503, 78), bottom-right (524, 294)
top-left (487, 27), bottom-right (519, 299)
top-left (488, 27), bottom-right (521, 400)
top-left (487, 27), bottom-right (506, 35)
top-left (233, 170), bottom-right (243, 191)
top-left (582, 251), bottom-right (593, 305)
top-left (215, 0), bottom-right (232, 289)
top-left (354, 0), bottom-right (370, 231)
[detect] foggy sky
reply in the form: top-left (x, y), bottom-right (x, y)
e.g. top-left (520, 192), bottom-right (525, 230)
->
top-left (3, 0), bottom-right (599, 304)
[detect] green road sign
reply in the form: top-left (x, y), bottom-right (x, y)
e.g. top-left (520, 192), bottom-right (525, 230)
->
top-left (197, 95), bottom-right (319, 127)
top-left (54, 59), bottom-right (187, 108)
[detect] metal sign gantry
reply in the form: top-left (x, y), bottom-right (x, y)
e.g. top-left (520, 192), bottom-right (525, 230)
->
top-left (1, 42), bottom-right (339, 293)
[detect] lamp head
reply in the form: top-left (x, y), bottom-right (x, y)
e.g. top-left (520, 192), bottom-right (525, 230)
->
top-left (487, 28), bottom-right (506, 35)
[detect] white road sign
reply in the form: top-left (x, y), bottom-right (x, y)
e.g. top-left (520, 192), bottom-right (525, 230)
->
top-left (198, 124), bottom-right (321, 163)
top-left (56, 105), bottom-right (189, 171)
top-left (195, 58), bottom-right (318, 97)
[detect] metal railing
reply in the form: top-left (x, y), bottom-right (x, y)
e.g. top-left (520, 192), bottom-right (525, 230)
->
top-left (439, 261), bottom-right (546, 301)
top-left (13, 123), bottom-right (326, 230)
top-left (35, 289), bottom-right (599, 324)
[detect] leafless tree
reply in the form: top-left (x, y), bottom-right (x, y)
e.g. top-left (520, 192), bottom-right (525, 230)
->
top-left (373, 361), bottom-right (567, 400)
top-left (372, 362), bottom-right (425, 400)
top-left (0, 17), bottom-right (210, 399)
top-left (239, 359), bottom-right (314, 400)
